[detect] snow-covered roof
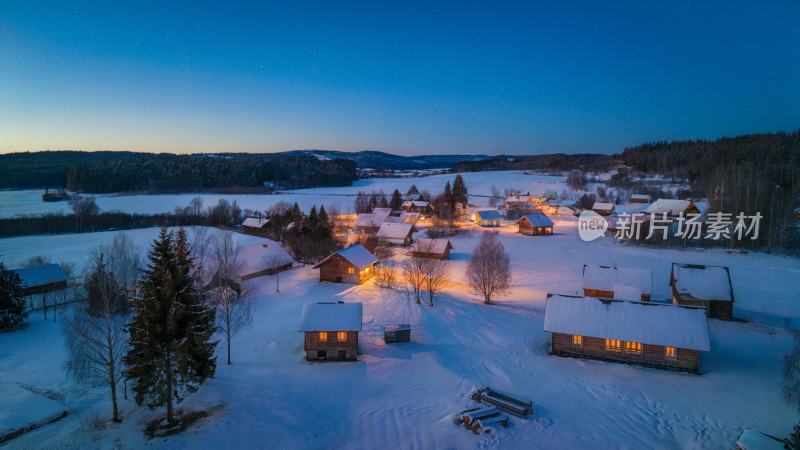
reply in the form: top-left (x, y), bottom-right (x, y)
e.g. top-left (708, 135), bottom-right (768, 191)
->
top-left (544, 295), bottom-right (710, 351)
top-left (372, 207), bottom-right (393, 217)
top-left (242, 217), bottom-right (269, 228)
top-left (237, 241), bottom-right (294, 276)
top-left (517, 212), bottom-right (554, 228)
top-left (556, 206), bottom-right (575, 216)
top-left (645, 199), bottom-right (697, 216)
top-left (314, 244), bottom-right (378, 270)
top-left (736, 430), bottom-right (787, 450)
top-left (355, 213), bottom-right (386, 228)
top-left (630, 194), bottom-right (652, 202)
top-left (413, 238), bottom-right (453, 254)
top-left (583, 265), bottom-right (653, 296)
top-left (299, 302), bottom-right (362, 332)
top-left (475, 209), bottom-right (503, 220)
top-left (377, 222), bottom-right (413, 239)
top-left (400, 212), bottom-right (420, 223)
top-left (592, 202), bottom-right (615, 211)
top-left (671, 263), bottom-right (733, 302)
top-left (12, 263), bottom-right (69, 288)
top-left (402, 200), bottom-right (429, 208)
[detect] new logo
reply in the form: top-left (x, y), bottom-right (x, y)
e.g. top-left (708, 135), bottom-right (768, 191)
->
top-left (578, 210), bottom-right (608, 242)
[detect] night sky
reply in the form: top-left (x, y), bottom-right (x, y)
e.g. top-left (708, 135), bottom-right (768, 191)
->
top-left (1, 1), bottom-right (798, 155)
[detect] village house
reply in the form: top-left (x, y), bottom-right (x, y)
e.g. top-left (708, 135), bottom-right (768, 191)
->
top-left (241, 217), bottom-right (270, 233)
top-left (670, 263), bottom-right (734, 320)
top-left (313, 244), bottom-right (379, 284)
top-left (401, 200), bottom-right (432, 215)
top-left (503, 192), bottom-right (533, 210)
top-left (630, 194), bottom-right (652, 204)
top-left (376, 222), bottom-right (414, 246)
top-left (355, 210), bottom-right (391, 234)
top-left (299, 302), bottom-right (362, 361)
top-left (645, 199), bottom-right (700, 218)
top-left (591, 202), bottom-right (615, 216)
top-left (473, 209), bottom-right (503, 227)
top-left (411, 238), bottom-right (454, 260)
top-left (582, 265), bottom-right (653, 302)
top-left (544, 295), bottom-right (710, 373)
top-left (516, 212), bottom-right (554, 236)
top-left (384, 211), bottom-right (420, 225)
top-left (205, 241), bottom-right (295, 293)
top-left (12, 263), bottom-right (70, 296)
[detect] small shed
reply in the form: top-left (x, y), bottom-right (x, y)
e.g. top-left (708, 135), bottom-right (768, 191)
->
top-left (630, 194), bottom-right (652, 204)
top-left (384, 324), bottom-right (411, 343)
top-left (12, 264), bottom-right (70, 295)
top-left (592, 202), bottom-right (615, 216)
top-left (237, 241), bottom-right (294, 279)
top-left (582, 265), bottom-right (653, 302)
top-left (516, 212), bottom-right (554, 236)
top-left (313, 244), bottom-right (379, 284)
top-left (473, 209), bottom-right (503, 227)
top-left (242, 217), bottom-right (270, 232)
top-left (645, 199), bottom-right (700, 217)
top-left (670, 263), bottom-right (734, 320)
top-left (544, 295), bottom-right (710, 373)
top-left (411, 238), bottom-right (453, 260)
top-left (376, 222), bottom-right (414, 246)
top-left (300, 302), bottom-right (362, 361)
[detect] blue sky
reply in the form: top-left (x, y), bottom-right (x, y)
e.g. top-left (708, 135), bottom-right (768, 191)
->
top-left (1, 1), bottom-right (798, 155)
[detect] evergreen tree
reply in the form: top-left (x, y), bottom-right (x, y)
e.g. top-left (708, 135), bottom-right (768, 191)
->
top-left (85, 258), bottom-right (126, 316)
top-left (788, 422), bottom-right (800, 450)
top-left (453, 175), bottom-right (468, 206)
top-left (308, 206), bottom-right (318, 229)
top-left (390, 189), bottom-right (403, 211)
top-left (125, 227), bottom-right (217, 424)
top-left (443, 181), bottom-right (455, 214)
top-left (0, 263), bottom-right (27, 330)
top-left (318, 206), bottom-right (331, 234)
top-left (368, 193), bottom-right (378, 212)
top-left (407, 184), bottom-right (419, 195)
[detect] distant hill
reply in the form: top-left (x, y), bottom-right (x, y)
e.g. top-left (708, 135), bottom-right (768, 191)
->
top-left (283, 149), bottom-right (488, 170)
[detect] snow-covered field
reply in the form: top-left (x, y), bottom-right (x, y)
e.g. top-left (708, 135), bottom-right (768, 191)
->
top-left (0, 171), bottom-right (564, 218)
top-left (1, 217), bottom-right (798, 449)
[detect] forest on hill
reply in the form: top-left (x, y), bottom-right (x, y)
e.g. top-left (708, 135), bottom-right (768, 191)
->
top-left (451, 153), bottom-right (619, 173)
top-left (0, 151), bottom-right (357, 193)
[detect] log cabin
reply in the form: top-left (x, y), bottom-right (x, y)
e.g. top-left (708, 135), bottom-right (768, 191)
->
top-left (582, 265), bottom-right (652, 302)
top-left (645, 199), bottom-right (700, 218)
top-left (355, 211), bottom-right (390, 235)
top-left (241, 217), bottom-right (270, 233)
top-left (411, 238), bottom-right (453, 260)
top-left (591, 202), bottom-right (615, 216)
top-left (376, 222), bottom-right (414, 246)
top-left (544, 295), bottom-right (710, 373)
top-left (313, 244), bottom-right (379, 284)
top-left (12, 263), bottom-right (70, 296)
top-left (670, 263), bottom-right (734, 320)
top-left (299, 302), bottom-right (362, 361)
top-left (516, 212), bottom-right (554, 236)
top-left (473, 209), bottom-right (503, 227)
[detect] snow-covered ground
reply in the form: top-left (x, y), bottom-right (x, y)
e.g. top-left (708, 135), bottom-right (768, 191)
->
top-left (0, 171), bottom-right (564, 218)
top-left (1, 215), bottom-right (798, 449)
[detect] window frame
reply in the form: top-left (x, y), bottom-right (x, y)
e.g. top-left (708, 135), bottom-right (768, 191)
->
top-left (624, 341), bottom-right (643, 356)
top-left (664, 346), bottom-right (677, 361)
top-left (319, 331), bottom-right (328, 342)
top-left (337, 331), bottom-right (347, 341)
top-left (571, 335), bottom-right (583, 349)
top-left (604, 338), bottom-right (622, 353)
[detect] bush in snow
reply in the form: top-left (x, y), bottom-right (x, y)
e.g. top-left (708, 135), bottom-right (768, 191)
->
top-left (0, 263), bottom-right (27, 331)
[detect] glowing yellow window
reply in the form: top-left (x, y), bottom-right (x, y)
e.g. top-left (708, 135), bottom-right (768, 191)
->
top-left (319, 331), bottom-right (328, 341)
top-left (665, 346), bottom-right (677, 360)
top-left (337, 331), bottom-right (347, 341)
top-left (624, 341), bottom-right (642, 355)
top-left (347, 267), bottom-right (355, 274)
top-left (605, 339), bottom-right (621, 352)
top-left (572, 335), bottom-right (583, 346)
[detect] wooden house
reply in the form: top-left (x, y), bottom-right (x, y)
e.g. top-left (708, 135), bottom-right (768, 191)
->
top-left (242, 217), bottom-right (270, 233)
top-left (313, 244), bottom-right (378, 284)
top-left (402, 200), bottom-right (432, 214)
top-left (591, 202), bottom-right (615, 216)
top-left (670, 263), bottom-right (734, 320)
top-left (630, 194), bottom-right (652, 204)
top-left (516, 212), bottom-right (554, 236)
top-left (376, 222), bottom-right (414, 246)
top-left (582, 265), bottom-right (652, 302)
top-left (299, 302), bottom-right (362, 361)
top-left (473, 209), bottom-right (503, 227)
top-left (645, 199), bottom-right (700, 218)
top-left (544, 295), bottom-right (710, 373)
top-left (355, 211), bottom-right (390, 235)
top-left (411, 238), bottom-right (453, 260)
top-left (12, 264), bottom-right (70, 295)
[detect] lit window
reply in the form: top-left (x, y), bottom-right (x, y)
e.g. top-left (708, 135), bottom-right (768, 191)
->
top-left (665, 346), bottom-right (677, 360)
top-left (347, 267), bottom-right (355, 274)
top-left (337, 331), bottom-right (347, 341)
top-left (605, 339), bottom-right (621, 352)
top-left (572, 335), bottom-right (583, 347)
top-left (624, 341), bottom-right (642, 355)
top-left (319, 332), bottom-right (328, 341)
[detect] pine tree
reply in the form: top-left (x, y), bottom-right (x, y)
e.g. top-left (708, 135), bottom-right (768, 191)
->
top-left (0, 263), bottom-right (27, 330)
top-left (390, 189), bottom-right (403, 211)
top-left (444, 181), bottom-right (455, 214)
top-left (453, 175), bottom-right (468, 206)
top-left (308, 206), bottom-right (318, 230)
top-left (125, 227), bottom-right (217, 425)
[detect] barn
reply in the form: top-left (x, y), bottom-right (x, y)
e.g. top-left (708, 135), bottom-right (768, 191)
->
top-left (411, 238), bottom-right (453, 260)
top-left (473, 209), bottom-right (503, 227)
top-left (376, 222), bottom-right (414, 246)
top-left (238, 241), bottom-right (295, 279)
top-left (591, 202), bottom-right (615, 216)
top-left (299, 302), bottom-right (362, 361)
top-left (582, 265), bottom-right (653, 301)
top-left (645, 199), bottom-right (700, 217)
top-left (313, 244), bottom-right (378, 284)
top-left (670, 263), bottom-right (734, 320)
top-left (630, 194), bottom-right (652, 204)
top-left (242, 217), bottom-right (270, 233)
top-left (12, 263), bottom-right (70, 295)
top-left (516, 212), bottom-right (554, 236)
top-left (544, 295), bottom-right (710, 373)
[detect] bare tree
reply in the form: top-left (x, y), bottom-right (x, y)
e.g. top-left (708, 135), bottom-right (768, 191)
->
top-left (65, 254), bottom-right (128, 422)
top-left (489, 185), bottom-right (501, 207)
top-left (401, 256), bottom-right (426, 304)
top-left (190, 226), bottom-right (212, 287)
top-left (785, 333), bottom-right (800, 412)
top-left (466, 232), bottom-right (511, 304)
top-left (99, 234), bottom-right (141, 296)
top-left (209, 232), bottom-right (252, 365)
top-left (375, 263), bottom-right (398, 289)
top-left (419, 247), bottom-right (449, 307)
top-left (266, 254), bottom-right (286, 293)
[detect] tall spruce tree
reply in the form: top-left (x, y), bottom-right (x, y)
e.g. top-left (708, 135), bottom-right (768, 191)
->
top-left (443, 181), bottom-right (455, 214)
top-left (453, 175), bottom-right (468, 206)
top-left (390, 189), bottom-right (403, 211)
top-left (0, 263), bottom-right (27, 330)
top-left (125, 227), bottom-right (217, 424)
